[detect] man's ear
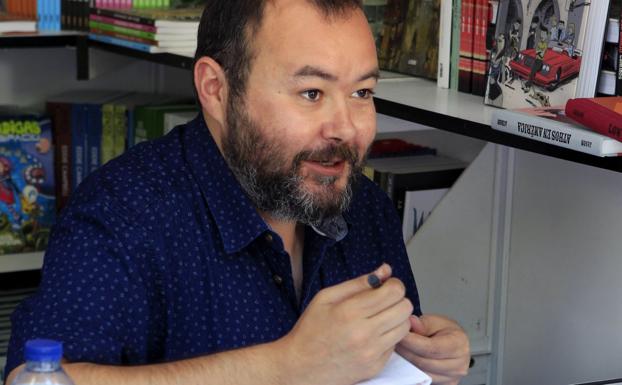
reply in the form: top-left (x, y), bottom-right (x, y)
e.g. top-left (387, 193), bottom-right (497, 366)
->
top-left (194, 56), bottom-right (228, 126)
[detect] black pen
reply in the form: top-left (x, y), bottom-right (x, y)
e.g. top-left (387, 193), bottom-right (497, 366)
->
top-left (367, 273), bottom-right (382, 289)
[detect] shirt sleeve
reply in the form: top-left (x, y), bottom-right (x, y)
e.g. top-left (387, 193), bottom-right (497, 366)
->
top-left (4, 183), bottom-right (152, 380)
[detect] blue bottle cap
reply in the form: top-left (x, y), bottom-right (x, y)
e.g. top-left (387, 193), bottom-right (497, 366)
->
top-left (24, 339), bottom-right (63, 362)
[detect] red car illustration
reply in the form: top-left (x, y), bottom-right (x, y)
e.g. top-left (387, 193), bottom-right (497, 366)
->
top-left (509, 47), bottom-right (582, 90)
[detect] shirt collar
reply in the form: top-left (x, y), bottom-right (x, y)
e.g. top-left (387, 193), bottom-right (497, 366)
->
top-left (182, 113), bottom-right (268, 254)
top-left (182, 113), bottom-right (351, 251)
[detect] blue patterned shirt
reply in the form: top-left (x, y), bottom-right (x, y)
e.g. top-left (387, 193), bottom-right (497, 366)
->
top-left (5, 114), bottom-right (421, 378)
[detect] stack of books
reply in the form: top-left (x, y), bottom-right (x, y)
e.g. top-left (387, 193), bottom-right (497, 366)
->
top-left (490, 96), bottom-right (622, 157)
top-left (0, 1), bottom-right (37, 34)
top-left (88, 6), bottom-right (201, 55)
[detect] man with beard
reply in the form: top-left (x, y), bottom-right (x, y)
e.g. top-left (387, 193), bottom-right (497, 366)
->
top-left (5, 1), bottom-right (470, 384)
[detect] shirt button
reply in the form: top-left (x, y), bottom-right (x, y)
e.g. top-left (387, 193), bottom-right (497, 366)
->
top-left (265, 233), bottom-right (273, 243)
top-left (273, 274), bottom-right (283, 285)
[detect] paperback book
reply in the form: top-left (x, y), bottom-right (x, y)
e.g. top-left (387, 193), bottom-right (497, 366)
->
top-left (0, 113), bottom-right (56, 254)
top-left (484, 0), bottom-right (610, 109)
top-left (491, 105), bottom-right (622, 156)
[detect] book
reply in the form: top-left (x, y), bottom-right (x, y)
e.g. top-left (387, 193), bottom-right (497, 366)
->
top-left (449, 0), bottom-right (462, 89)
top-left (91, 6), bottom-right (201, 28)
top-left (355, 352), bottom-right (431, 385)
top-left (458, 0), bottom-right (474, 93)
top-left (437, 0), bottom-right (452, 88)
top-left (377, 0), bottom-right (441, 80)
top-left (491, 105), bottom-right (622, 156)
top-left (484, 0), bottom-right (610, 109)
top-left (89, 20), bottom-right (196, 41)
top-left (565, 96), bottom-right (622, 142)
top-left (366, 154), bottom-right (465, 221)
top-left (46, 90), bottom-right (127, 210)
top-left (0, 12), bottom-right (36, 33)
top-left (89, 28), bottom-right (196, 48)
top-left (401, 187), bottom-right (449, 242)
top-left (0, 113), bottom-right (56, 254)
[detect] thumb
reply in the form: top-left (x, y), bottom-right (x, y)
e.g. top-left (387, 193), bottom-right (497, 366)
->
top-left (409, 315), bottom-right (429, 336)
top-left (318, 263), bottom-right (392, 304)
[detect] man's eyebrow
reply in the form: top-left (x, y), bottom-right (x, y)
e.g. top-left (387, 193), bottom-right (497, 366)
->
top-left (358, 69), bottom-right (380, 82)
top-left (294, 66), bottom-right (338, 81)
top-left (292, 66), bottom-right (381, 82)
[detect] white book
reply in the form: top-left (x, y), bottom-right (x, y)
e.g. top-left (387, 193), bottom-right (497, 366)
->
top-left (402, 188), bottom-right (449, 243)
top-left (436, 0), bottom-right (452, 89)
top-left (491, 106), bottom-right (622, 157)
top-left (163, 110), bottom-right (198, 135)
top-left (356, 352), bottom-right (431, 385)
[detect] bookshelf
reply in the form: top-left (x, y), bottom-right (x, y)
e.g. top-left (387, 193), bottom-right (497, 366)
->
top-left (0, 252), bottom-right (43, 273)
top-left (2, 33), bottom-right (620, 173)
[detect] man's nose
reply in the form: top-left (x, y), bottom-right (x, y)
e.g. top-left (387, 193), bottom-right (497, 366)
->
top-left (320, 100), bottom-right (357, 143)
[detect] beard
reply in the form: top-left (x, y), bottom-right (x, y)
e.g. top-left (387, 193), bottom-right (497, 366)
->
top-left (221, 95), bottom-right (364, 226)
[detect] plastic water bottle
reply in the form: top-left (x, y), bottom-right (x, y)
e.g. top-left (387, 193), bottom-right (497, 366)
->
top-left (10, 339), bottom-right (75, 385)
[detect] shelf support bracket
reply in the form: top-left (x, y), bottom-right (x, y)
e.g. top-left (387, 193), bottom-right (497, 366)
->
top-left (76, 35), bottom-right (89, 80)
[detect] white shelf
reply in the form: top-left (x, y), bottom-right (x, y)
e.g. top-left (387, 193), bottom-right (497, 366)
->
top-left (0, 252), bottom-right (44, 274)
top-left (376, 76), bottom-right (495, 127)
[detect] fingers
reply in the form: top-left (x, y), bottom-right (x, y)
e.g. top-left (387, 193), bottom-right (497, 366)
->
top-left (368, 297), bottom-right (413, 335)
top-left (396, 345), bottom-right (469, 384)
top-left (342, 277), bottom-right (409, 320)
top-left (377, 317), bottom-right (411, 349)
top-left (316, 263), bottom-right (392, 304)
top-left (399, 329), bottom-right (468, 360)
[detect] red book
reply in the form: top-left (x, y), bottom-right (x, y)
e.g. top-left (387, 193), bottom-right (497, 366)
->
top-left (565, 97), bottom-right (622, 142)
top-left (458, 0), bottom-right (474, 93)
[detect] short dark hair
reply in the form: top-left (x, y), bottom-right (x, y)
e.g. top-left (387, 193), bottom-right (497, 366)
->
top-left (194, 0), bottom-right (363, 99)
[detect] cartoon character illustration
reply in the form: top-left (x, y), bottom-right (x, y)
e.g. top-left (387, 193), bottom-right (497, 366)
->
top-left (562, 22), bottom-right (576, 57)
top-left (525, 28), bottom-right (549, 90)
top-left (488, 33), bottom-right (507, 101)
top-left (526, 16), bottom-right (540, 49)
top-left (549, 16), bottom-right (560, 41)
top-left (0, 157), bottom-right (21, 225)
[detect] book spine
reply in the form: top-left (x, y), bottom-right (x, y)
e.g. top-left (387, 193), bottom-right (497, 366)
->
top-left (88, 32), bottom-right (155, 52)
top-left (617, 6), bottom-right (622, 95)
top-left (458, 0), bottom-right (473, 93)
top-left (71, 104), bottom-right (87, 191)
top-left (492, 109), bottom-right (612, 157)
top-left (113, 104), bottom-right (127, 158)
top-left (90, 19), bottom-right (156, 39)
top-left (437, 0), bottom-right (452, 89)
top-left (565, 99), bottom-right (622, 142)
top-left (46, 102), bottom-right (72, 212)
top-left (91, 28), bottom-right (157, 45)
top-left (90, 14), bottom-right (157, 32)
top-left (471, 0), bottom-right (486, 96)
top-left (449, 0), bottom-right (461, 89)
top-left (86, 104), bottom-right (102, 175)
top-left (126, 107), bottom-right (136, 149)
top-left (93, 4), bottom-right (155, 25)
top-left (101, 104), bottom-right (115, 165)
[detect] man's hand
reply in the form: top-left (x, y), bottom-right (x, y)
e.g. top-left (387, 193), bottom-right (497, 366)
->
top-left (395, 314), bottom-right (470, 385)
top-left (278, 263), bottom-right (413, 385)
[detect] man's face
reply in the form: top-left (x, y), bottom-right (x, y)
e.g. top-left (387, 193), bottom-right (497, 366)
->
top-left (222, 1), bottom-right (378, 225)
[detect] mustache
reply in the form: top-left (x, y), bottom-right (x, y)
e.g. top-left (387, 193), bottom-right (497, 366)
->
top-left (292, 143), bottom-right (360, 167)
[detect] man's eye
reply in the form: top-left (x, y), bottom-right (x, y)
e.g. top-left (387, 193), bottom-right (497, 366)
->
top-left (301, 89), bottom-right (322, 101)
top-left (353, 89), bottom-right (375, 99)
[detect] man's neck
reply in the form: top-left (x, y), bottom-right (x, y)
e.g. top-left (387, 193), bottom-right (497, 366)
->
top-left (263, 215), bottom-right (305, 301)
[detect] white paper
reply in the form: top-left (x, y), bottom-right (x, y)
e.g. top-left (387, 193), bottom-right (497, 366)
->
top-left (356, 352), bottom-right (432, 385)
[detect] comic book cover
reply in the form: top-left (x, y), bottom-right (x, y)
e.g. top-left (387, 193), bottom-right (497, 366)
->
top-left (0, 114), bottom-right (55, 254)
top-left (484, 0), bottom-right (591, 108)
top-left (377, 0), bottom-right (441, 79)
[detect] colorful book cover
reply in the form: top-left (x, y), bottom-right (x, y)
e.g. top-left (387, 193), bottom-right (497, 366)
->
top-left (484, 0), bottom-right (601, 109)
top-left (0, 114), bottom-right (55, 254)
top-left (377, 0), bottom-right (441, 79)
